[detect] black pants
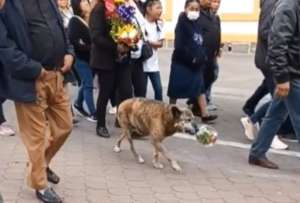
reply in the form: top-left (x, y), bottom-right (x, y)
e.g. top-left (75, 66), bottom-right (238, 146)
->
top-left (243, 79), bottom-right (269, 112)
top-left (0, 97), bottom-right (6, 125)
top-left (95, 70), bottom-right (116, 127)
top-left (203, 62), bottom-right (216, 92)
top-left (116, 60), bottom-right (147, 105)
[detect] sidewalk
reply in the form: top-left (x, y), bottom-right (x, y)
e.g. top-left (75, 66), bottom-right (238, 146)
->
top-left (0, 52), bottom-right (299, 203)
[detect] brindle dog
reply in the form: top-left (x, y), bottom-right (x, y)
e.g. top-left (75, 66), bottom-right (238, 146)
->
top-left (113, 98), bottom-right (198, 172)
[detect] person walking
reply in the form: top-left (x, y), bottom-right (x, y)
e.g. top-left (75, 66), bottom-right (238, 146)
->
top-left (249, 0), bottom-right (300, 169)
top-left (0, 98), bottom-right (15, 136)
top-left (89, 0), bottom-right (129, 138)
top-left (206, 0), bottom-right (221, 111)
top-left (0, 0), bottom-right (74, 202)
top-left (198, 0), bottom-right (221, 106)
top-left (168, 0), bottom-right (217, 124)
top-left (0, 0), bottom-right (15, 137)
top-left (241, 0), bottom-right (289, 150)
top-left (69, 0), bottom-right (97, 122)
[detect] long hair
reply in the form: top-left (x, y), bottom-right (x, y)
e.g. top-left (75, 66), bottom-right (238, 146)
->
top-left (71, 0), bottom-right (91, 17)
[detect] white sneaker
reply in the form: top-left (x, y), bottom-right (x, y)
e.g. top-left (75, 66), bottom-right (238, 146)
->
top-left (271, 135), bottom-right (288, 150)
top-left (240, 117), bottom-right (257, 141)
top-left (109, 107), bottom-right (117, 115)
top-left (207, 104), bottom-right (218, 111)
top-left (0, 125), bottom-right (15, 136)
top-left (86, 115), bottom-right (97, 123)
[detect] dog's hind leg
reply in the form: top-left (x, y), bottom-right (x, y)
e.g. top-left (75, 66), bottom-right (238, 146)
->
top-left (113, 132), bottom-right (127, 153)
top-left (152, 140), bottom-right (182, 172)
top-left (127, 133), bottom-right (145, 164)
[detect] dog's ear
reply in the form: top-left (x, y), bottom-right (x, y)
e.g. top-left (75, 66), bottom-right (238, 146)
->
top-left (170, 105), bottom-right (182, 119)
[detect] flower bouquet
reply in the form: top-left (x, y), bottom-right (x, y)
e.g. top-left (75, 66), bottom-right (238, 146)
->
top-left (195, 125), bottom-right (218, 147)
top-left (105, 0), bottom-right (140, 49)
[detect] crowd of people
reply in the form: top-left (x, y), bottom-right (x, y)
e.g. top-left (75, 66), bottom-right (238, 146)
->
top-left (58, 0), bottom-right (221, 138)
top-left (0, 0), bottom-right (300, 202)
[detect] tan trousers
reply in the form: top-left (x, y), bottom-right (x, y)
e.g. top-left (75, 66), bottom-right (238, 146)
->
top-left (15, 71), bottom-right (73, 190)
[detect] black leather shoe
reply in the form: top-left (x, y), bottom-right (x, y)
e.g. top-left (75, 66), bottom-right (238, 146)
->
top-left (96, 127), bottom-right (110, 138)
top-left (73, 104), bottom-right (89, 117)
top-left (249, 156), bottom-right (279, 169)
top-left (202, 115), bottom-right (218, 123)
top-left (47, 168), bottom-right (60, 184)
top-left (36, 188), bottom-right (62, 203)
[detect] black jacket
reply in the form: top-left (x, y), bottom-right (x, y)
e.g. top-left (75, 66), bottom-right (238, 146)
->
top-left (68, 16), bottom-right (91, 63)
top-left (89, 2), bottom-right (117, 71)
top-left (197, 9), bottom-right (221, 63)
top-left (0, 0), bottom-right (74, 102)
top-left (255, 0), bottom-right (277, 71)
top-left (172, 13), bottom-right (207, 70)
top-left (267, 0), bottom-right (300, 83)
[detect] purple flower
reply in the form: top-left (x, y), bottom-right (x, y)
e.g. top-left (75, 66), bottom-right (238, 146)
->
top-left (117, 5), bottom-right (135, 22)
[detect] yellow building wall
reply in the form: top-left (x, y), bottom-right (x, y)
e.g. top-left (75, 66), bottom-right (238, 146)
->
top-left (163, 0), bottom-right (260, 43)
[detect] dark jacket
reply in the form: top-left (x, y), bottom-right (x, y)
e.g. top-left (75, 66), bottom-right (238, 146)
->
top-left (89, 2), bottom-right (117, 71)
top-left (255, 0), bottom-right (277, 71)
top-left (0, 0), bottom-right (74, 102)
top-left (68, 16), bottom-right (91, 63)
top-left (267, 0), bottom-right (300, 83)
top-left (197, 9), bottom-right (221, 63)
top-left (172, 13), bottom-right (207, 70)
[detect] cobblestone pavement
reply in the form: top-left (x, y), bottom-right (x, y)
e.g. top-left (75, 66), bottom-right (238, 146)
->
top-left (0, 52), bottom-right (300, 203)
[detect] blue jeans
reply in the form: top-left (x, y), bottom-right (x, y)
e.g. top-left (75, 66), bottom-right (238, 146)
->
top-left (250, 72), bottom-right (275, 124)
top-left (145, 72), bottom-right (163, 101)
top-left (75, 59), bottom-right (96, 115)
top-left (250, 79), bottom-right (300, 158)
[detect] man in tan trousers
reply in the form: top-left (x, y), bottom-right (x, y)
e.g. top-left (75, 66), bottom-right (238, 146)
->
top-left (0, 0), bottom-right (74, 202)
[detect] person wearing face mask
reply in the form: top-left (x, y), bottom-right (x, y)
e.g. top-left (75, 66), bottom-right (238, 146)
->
top-left (167, 0), bottom-right (216, 122)
top-left (186, 0), bottom-right (220, 120)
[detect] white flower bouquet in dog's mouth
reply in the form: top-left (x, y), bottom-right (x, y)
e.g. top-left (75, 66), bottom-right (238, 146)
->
top-left (196, 125), bottom-right (218, 147)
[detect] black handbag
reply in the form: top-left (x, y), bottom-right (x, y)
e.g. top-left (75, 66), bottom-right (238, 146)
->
top-left (140, 34), bottom-right (153, 61)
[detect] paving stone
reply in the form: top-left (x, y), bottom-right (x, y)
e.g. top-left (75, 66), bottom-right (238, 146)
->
top-left (200, 199), bottom-right (225, 203)
top-left (245, 197), bottom-right (273, 203)
top-left (1, 53), bottom-right (300, 203)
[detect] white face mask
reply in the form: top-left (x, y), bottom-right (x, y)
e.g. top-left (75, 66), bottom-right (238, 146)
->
top-left (187, 11), bottom-right (200, 21)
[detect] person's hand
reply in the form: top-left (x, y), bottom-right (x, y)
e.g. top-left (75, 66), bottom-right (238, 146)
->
top-left (275, 82), bottom-right (290, 98)
top-left (60, 54), bottom-right (74, 73)
top-left (0, 0), bottom-right (5, 9)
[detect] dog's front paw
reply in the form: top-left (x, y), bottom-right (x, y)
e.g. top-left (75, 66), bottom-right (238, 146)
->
top-left (171, 161), bottom-right (182, 172)
top-left (113, 145), bottom-right (121, 153)
top-left (153, 161), bottom-right (164, 169)
top-left (138, 155), bottom-right (145, 164)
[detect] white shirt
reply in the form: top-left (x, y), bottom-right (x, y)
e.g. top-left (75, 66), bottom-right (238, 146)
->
top-left (60, 8), bottom-right (74, 29)
top-left (143, 20), bottom-right (165, 72)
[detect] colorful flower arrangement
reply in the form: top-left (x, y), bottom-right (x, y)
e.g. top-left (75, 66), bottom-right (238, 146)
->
top-left (105, 0), bottom-right (140, 48)
top-left (196, 125), bottom-right (218, 147)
